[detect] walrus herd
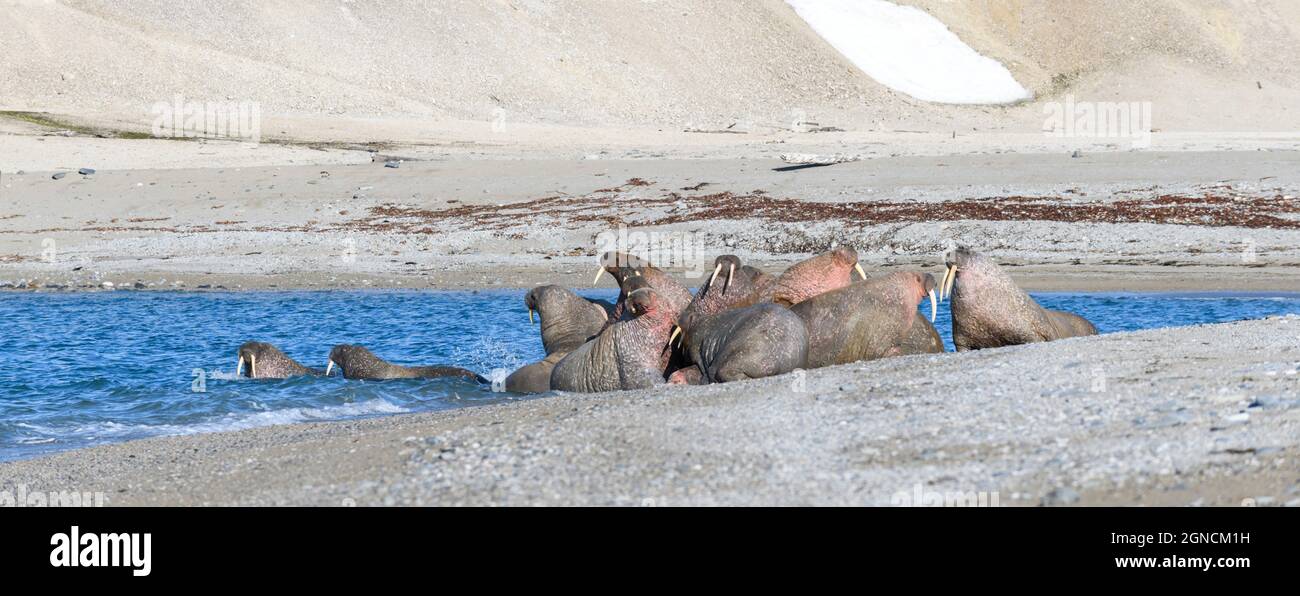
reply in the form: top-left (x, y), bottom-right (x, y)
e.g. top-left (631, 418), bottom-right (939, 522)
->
top-left (235, 246), bottom-right (1097, 392)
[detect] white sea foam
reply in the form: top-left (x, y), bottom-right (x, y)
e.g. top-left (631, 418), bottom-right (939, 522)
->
top-left (17, 400), bottom-right (410, 444)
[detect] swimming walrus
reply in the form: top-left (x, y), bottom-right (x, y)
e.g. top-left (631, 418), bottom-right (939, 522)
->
top-left (940, 247), bottom-right (1097, 351)
top-left (675, 303), bottom-right (807, 384)
top-left (791, 272), bottom-right (939, 368)
top-left (771, 246), bottom-right (867, 307)
top-left (326, 344), bottom-right (488, 383)
top-left (504, 285), bottom-right (614, 393)
top-left (595, 251), bottom-right (692, 320)
top-left (550, 287), bottom-right (677, 392)
top-left (236, 341), bottom-right (324, 379)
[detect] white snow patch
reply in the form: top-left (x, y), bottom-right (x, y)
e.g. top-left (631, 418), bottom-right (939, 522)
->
top-left (787, 0), bottom-right (1031, 104)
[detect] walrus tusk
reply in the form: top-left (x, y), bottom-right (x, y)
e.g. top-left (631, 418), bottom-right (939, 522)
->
top-left (668, 325), bottom-right (682, 348)
top-left (928, 288), bottom-right (938, 323)
top-left (237, 356), bottom-right (244, 377)
top-left (592, 267), bottom-right (605, 286)
top-left (708, 263), bottom-right (722, 288)
top-left (723, 263), bottom-right (735, 294)
top-left (528, 307), bottom-right (535, 325)
top-left (941, 265), bottom-right (958, 301)
top-left (326, 360), bottom-right (335, 377)
top-left (854, 263), bottom-right (867, 280)
top-left (249, 353), bottom-right (257, 378)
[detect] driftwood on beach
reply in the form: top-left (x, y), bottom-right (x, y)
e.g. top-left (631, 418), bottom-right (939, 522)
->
top-left (778, 152), bottom-right (864, 166)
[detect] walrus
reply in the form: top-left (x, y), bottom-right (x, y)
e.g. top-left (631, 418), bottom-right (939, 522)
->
top-left (550, 287), bottom-right (677, 392)
top-left (236, 341), bottom-right (324, 379)
top-left (771, 246), bottom-right (867, 307)
top-left (595, 251), bottom-right (692, 319)
top-left (505, 285), bottom-right (614, 393)
top-left (677, 254), bottom-right (776, 333)
top-left (791, 272), bottom-right (939, 368)
top-left (326, 344), bottom-right (488, 383)
top-left (677, 303), bottom-right (807, 383)
top-left (940, 247), bottom-right (1097, 351)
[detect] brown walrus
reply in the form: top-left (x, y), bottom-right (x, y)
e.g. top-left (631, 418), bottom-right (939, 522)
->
top-left (676, 303), bottom-right (807, 383)
top-left (505, 285), bottom-right (613, 393)
top-left (326, 345), bottom-right (488, 383)
top-left (677, 254), bottom-right (776, 333)
top-left (236, 341), bottom-right (324, 379)
top-left (791, 272), bottom-right (938, 368)
top-left (769, 247), bottom-right (942, 354)
top-left (550, 287), bottom-right (677, 392)
top-left (771, 246), bottom-right (867, 307)
top-left (595, 251), bottom-right (692, 320)
top-left (940, 247), bottom-right (1097, 351)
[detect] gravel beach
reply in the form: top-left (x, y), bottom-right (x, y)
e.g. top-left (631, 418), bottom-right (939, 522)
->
top-left (2, 317), bottom-right (1296, 506)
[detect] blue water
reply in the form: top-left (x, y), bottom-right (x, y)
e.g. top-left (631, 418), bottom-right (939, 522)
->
top-left (0, 289), bottom-right (1297, 461)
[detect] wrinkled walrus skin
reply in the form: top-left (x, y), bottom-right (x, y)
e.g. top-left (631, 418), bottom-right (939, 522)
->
top-left (596, 251), bottom-right (692, 321)
top-left (898, 315), bottom-right (946, 355)
top-left (791, 272), bottom-right (937, 369)
top-left (682, 303), bottom-right (807, 383)
top-left (237, 341), bottom-right (324, 379)
top-left (327, 344), bottom-right (488, 383)
top-left (505, 285), bottom-right (613, 393)
top-left (550, 288), bottom-right (677, 393)
top-left (771, 246), bottom-right (866, 307)
top-left (942, 248), bottom-right (1097, 351)
top-left (678, 254), bottom-right (776, 333)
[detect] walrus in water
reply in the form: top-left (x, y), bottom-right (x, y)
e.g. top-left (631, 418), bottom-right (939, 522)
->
top-left (326, 345), bottom-right (488, 383)
top-left (236, 341), bottom-right (324, 379)
top-left (939, 247), bottom-right (1097, 351)
top-left (675, 303), bottom-right (807, 384)
top-left (595, 251), bottom-right (692, 320)
top-left (791, 272), bottom-right (938, 368)
top-left (505, 285), bottom-right (613, 393)
top-left (771, 246), bottom-right (867, 307)
top-left (550, 287), bottom-right (677, 392)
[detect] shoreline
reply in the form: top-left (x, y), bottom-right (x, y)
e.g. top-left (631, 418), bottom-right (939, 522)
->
top-left (2, 317), bottom-right (1297, 506)
top-left (3, 265), bottom-right (1300, 294)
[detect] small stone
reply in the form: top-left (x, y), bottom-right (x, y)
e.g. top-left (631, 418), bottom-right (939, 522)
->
top-left (1071, 150), bottom-right (1083, 158)
top-left (384, 161), bottom-right (400, 168)
top-left (1041, 487), bottom-right (1081, 506)
top-left (78, 168), bottom-right (96, 175)
top-left (52, 172), bottom-right (66, 180)
top-left (101, 281), bottom-right (114, 288)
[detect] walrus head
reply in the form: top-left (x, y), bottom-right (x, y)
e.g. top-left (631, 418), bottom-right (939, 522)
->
top-left (237, 341), bottom-right (313, 379)
top-left (772, 245), bottom-right (868, 307)
top-left (326, 344), bottom-right (383, 379)
top-left (627, 287), bottom-right (674, 318)
top-left (594, 251), bottom-right (653, 285)
top-left (524, 285), bottom-right (611, 355)
top-left (940, 246), bottom-right (999, 302)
